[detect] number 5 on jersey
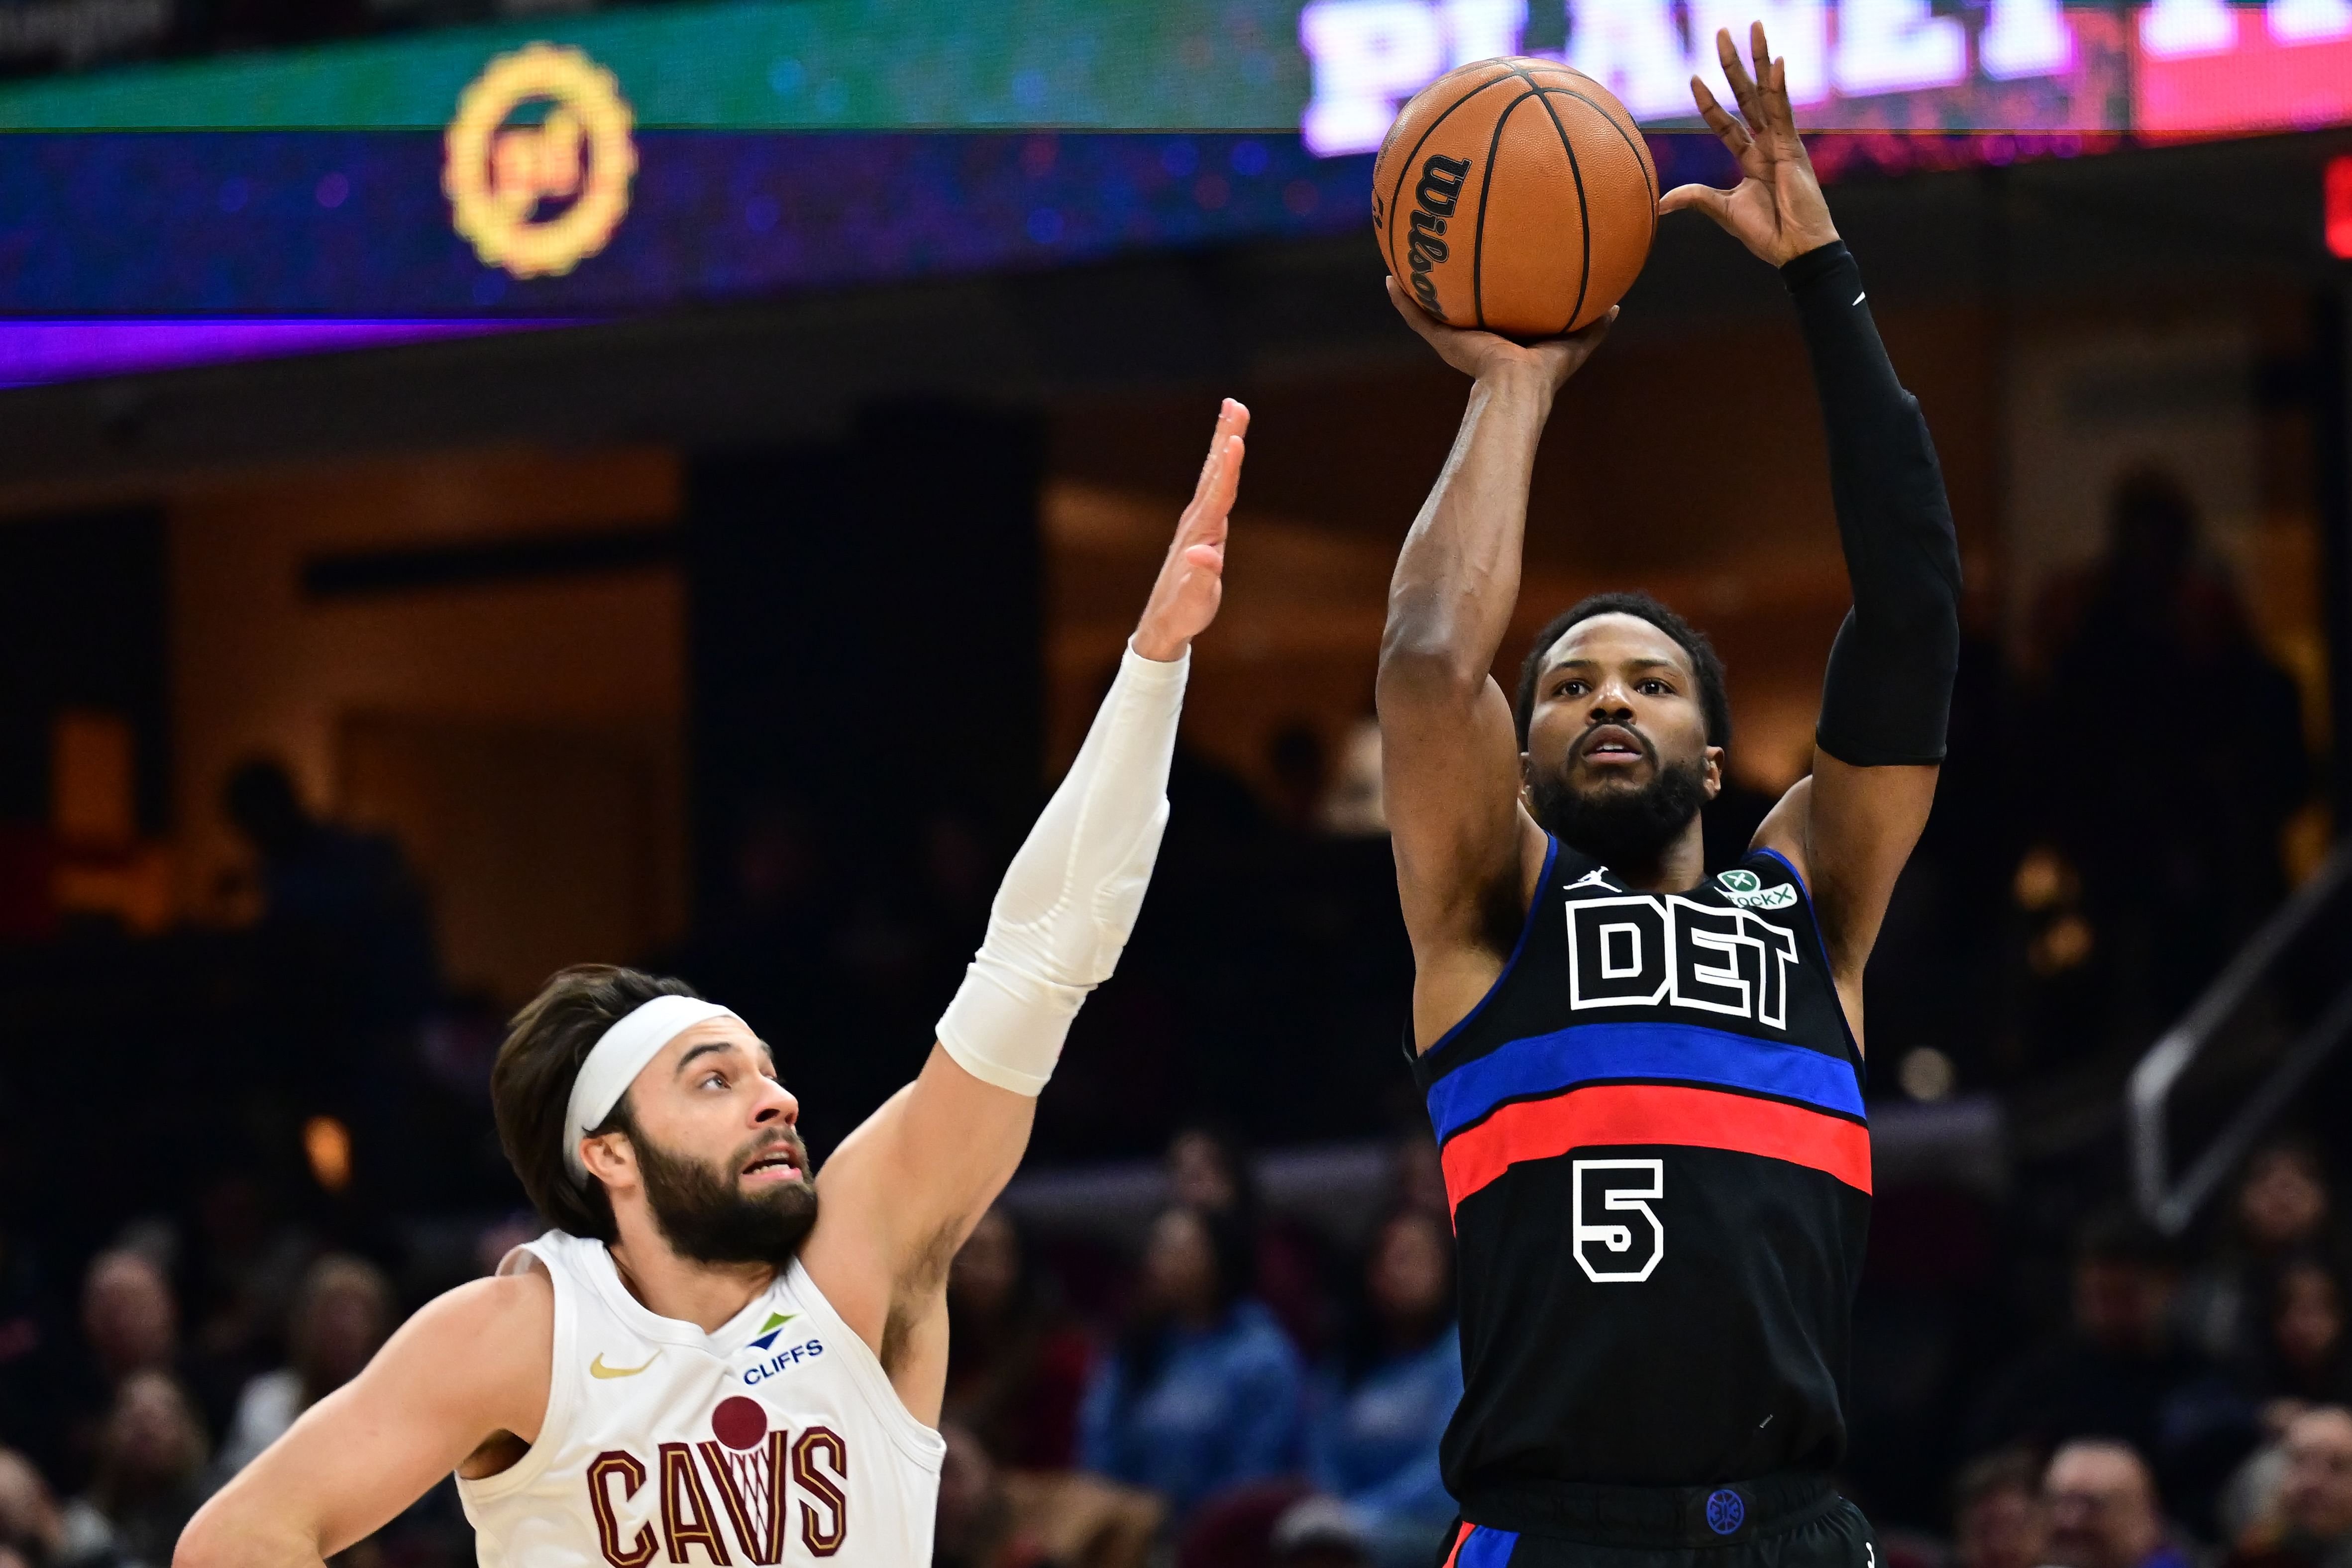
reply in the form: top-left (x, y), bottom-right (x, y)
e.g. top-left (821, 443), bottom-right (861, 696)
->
top-left (1572, 1158), bottom-right (1664, 1282)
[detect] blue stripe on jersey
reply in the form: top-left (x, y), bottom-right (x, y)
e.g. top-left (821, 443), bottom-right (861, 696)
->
top-left (1459, 1526), bottom-right (1521, 1568)
top-left (1423, 1019), bottom-right (1867, 1145)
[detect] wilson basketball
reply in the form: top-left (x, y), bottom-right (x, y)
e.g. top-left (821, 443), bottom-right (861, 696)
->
top-left (1374, 58), bottom-right (1657, 339)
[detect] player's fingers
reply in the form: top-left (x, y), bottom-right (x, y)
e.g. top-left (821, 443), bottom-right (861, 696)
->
top-left (1201, 434), bottom-right (1245, 533)
top-left (1716, 28), bottom-right (1764, 129)
top-left (1763, 54), bottom-right (1800, 141)
top-left (1749, 21), bottom-right (1773, 101)
top-left (1689, 81), bottom-right (1757, 166)
top-left (1657, 183), bottom-right (1734, 229)
top-left (1177, 433), bottom-right (1243, 553)
top-left (1180, 542), bottom-right (1224, 573)
top-left (1190, 398), bottom-right (1243, 502)
top-left (1386, 275), bottom-right (1446, 342)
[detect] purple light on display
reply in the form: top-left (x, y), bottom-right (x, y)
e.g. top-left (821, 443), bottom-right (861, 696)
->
top-left (0, 318), bottom-right (553, 390)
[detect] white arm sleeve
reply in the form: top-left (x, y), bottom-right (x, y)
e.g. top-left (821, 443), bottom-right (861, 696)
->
top-left (935, 640), bottom-right (1187, 1095)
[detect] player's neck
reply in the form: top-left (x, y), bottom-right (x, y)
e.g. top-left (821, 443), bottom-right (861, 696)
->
top-left (1588, 822), bottom-right (1708, 895)
top-left (605, 1231), bottom-right (778, 1334)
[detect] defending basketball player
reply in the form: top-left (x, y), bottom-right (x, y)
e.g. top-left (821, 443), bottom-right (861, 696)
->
top-left (1378, 25), bottom-right (1957, 1568)
top-left (175, 400), bottom-right (1251, 1568)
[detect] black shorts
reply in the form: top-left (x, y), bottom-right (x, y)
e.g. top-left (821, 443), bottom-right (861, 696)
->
top-left (1437, 1472), bottom-right (1874, 1568)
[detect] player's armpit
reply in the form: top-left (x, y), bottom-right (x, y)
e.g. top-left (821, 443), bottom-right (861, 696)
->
top-left (1379, 672), bottom-right (1549, 1048)
top-left (801, 1045), bottom-right (1030, 1411)
top-left (1750, 755), bottom-right (1938, 1041)
top-left (175, 1270), bottom-right (553, 1568)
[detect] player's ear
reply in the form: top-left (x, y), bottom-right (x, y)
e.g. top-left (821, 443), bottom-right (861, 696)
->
top-left (580, 1130), bottom-right (636, 1188)
top-left (1703, 744), bottom-right (1724, 801)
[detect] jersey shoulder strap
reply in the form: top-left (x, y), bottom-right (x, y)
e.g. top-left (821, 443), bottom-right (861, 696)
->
top-left (782, 1259), bottom-right (947, 1472)
top-left (455, 1230), bottom-right (587, 1502)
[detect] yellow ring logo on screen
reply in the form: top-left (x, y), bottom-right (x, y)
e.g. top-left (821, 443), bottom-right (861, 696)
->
top-left (444, 44), bottom-right (637, 280)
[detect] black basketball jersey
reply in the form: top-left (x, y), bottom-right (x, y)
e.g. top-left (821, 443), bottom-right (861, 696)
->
top-left (1412, 836), bottom-right (1870, 1506)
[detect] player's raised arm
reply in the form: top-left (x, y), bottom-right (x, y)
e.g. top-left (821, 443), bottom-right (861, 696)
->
top-left (175, 1271), bottom-right (552, 1568)
top-left (1663, 23), bottom-right (1960, 1023)
top-left (1378, 286), bottom-right (1613, 1048)
top-left (801, 398), bottom-right (1248, 1409)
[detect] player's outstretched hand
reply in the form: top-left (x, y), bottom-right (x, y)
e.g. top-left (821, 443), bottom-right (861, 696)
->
top-left (1385, 279), bottom-right (1615, 390)
top-left (1657, 22), bottom-right (1839, 266)
top-left (1133, 398), bottom-right (1248, 661)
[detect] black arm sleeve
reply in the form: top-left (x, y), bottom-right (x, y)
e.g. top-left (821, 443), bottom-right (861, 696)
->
top-left (1783, 240), bottom-right (1961, 767)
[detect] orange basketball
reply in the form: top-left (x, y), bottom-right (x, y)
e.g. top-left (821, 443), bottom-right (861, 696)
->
top-left (1373, 58), bottom-right (1657, 340)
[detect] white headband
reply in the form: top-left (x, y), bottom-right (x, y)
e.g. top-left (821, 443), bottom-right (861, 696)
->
top-left (564, 995), bottom-right (740, 1182)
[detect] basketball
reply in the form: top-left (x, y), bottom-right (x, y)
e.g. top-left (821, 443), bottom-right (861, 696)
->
top-left (1373, 58), bottom-right (1657, 339)
top-left (711, 1395), bottom-right (768, 1451)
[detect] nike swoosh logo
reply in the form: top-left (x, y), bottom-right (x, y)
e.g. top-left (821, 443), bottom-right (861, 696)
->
top-left (590, 1353), bottom-right (658, 1379)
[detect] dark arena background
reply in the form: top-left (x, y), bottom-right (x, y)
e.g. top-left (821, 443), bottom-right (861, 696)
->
top-left (8, 0), bottom-right (2352, 1564)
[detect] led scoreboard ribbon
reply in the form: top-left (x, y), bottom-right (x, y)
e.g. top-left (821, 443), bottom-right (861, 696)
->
top-left (2, 0), bottom-right (2349, 376)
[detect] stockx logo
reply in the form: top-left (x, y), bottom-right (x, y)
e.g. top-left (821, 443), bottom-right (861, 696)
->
top-left (747, 1312), bottom-right (798, 1352)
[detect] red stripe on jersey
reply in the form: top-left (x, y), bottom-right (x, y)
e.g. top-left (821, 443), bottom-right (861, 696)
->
top-left (1441, 1082), bottom-right (1872, 1212)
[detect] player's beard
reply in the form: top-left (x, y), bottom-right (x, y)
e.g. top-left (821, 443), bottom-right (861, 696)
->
top-left (1527, 750), bottom-right (1709, 870)
top-left (634, 1126), bottom-right (820, 1267)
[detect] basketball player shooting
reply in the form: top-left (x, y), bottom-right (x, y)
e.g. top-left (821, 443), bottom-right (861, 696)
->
top-left (176, 401), bottom-right (1251, 1568)
top-left (1378, 27), bottom-right (1957, 1568)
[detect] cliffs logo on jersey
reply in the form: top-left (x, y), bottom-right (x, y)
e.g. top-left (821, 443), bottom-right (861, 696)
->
top-left (743, 1331), bottom-right (823, 1387)
top-left (747, 1312), bottom-right (798, 1352)
top-left (1567, 893), bottom-right (1801, 1028)
top-left (586, 1396), bottom-right (849, 1564)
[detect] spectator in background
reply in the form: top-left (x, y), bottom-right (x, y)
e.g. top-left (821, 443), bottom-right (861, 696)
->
top-left (1954, 1448), bottom-right (2050, 1568)
top-left (1390, 1131), bottom-right (1448, 1226)
top-left (78, 1254), bottom-right (174, 1391)
top-left (946, 1208), bottom-right (1094, 1470)
top-left (2183, 1143), bottom-right (2346, 1371)
top-left (1972, 1208), bottom-right (2252, 1517)
top-left (938, 1417), bottom-right (1161, 1568)
top-left (59, 1251), bottom-right (179, 1493)
top-left (222, 758), bottom-right (438, 1127)
top-left (180, 1173), bottom-right (313, 1442)
top-left (2227, 1405), bottom-right (2352, 1568)
top-left (1167, 1125), bottom-right (1325, 1355)
top-left (215, 1254), bottom-right (393, 1476)
top-left (1080, 1205), bottom-right (1305, 1523)
top-left (56, 1369), bottom-right (212, 1568)
top-left (2253, 1259), bottom-right (2352, 1421)
top-left (1308, 1211), bottom-right (1460, 1568)
top-left (0, 1225), bottom-right (65, 1485)
top-left (2045, 1439), bottom-right (2190, 1568)
top-left (2037, 467), bottom-right (2309, 1039)
top-left (936, 1423), bottom-right (1051, 1568)
top-left (1270, 1496), bottom-right (1375, 1568)
top-left (0, 1449), bottom-right (64, 1567)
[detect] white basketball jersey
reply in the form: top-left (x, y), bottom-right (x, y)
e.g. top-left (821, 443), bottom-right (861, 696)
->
top-left (457, 1231), bottom-right (944, 1566)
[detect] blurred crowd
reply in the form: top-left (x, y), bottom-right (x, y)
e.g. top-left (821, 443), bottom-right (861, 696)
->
top-left (13, 1124), bottom-right (2352, 1568)
top-left (0, 457), bottom-right (2339, 1568)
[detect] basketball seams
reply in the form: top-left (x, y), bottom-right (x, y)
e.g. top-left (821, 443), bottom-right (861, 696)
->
top-left (1545, 86), bottom-right (1658, 243)
top-left (1504, 61), bottom-right (1591, 336)
top-left (1506, 61), bottom-right (1658, 243)
top-left (1379, 66), bottom-right (1516, 291)
top-left (1470, 90), bottom-right (1540, 332)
